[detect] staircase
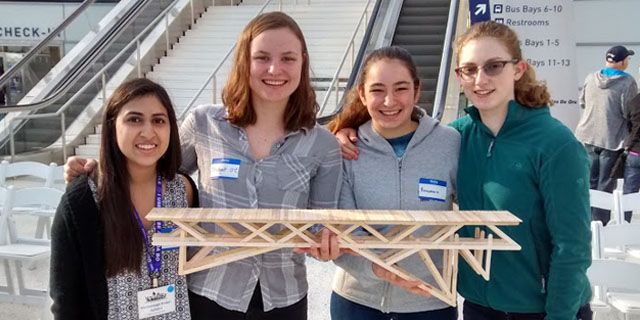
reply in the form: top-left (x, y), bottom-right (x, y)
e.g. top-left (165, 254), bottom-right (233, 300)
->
top-left (391, 0), bottom-right (450, 116)
top-left (74, 0), bottom-right (369, 158)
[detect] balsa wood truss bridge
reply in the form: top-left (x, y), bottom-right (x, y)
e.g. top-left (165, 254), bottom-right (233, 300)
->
top-left (148, 208), bottom-right (521, 306)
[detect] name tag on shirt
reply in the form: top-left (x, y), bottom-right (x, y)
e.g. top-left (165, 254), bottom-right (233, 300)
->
top-left (419, 178), bottom-right (447, 202)
top-left (137, 284), bottom-right (176, 319)
top-left (210, 158), bottom-right (241, 180)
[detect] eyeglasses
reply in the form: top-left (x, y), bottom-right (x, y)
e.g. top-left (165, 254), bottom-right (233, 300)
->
top-left (455, 59), bottom-right (519, 82)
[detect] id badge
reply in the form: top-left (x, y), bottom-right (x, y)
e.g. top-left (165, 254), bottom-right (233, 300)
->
top-left (210, 158), bottom-right (241, 180)
top-left (418, 178), bottom-right (447, 202)
top-left (137, 284), bottom-right (176, 319)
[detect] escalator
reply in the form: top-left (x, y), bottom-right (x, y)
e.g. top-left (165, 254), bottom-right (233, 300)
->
top-left (1, 0), bottom-right (174, 155)
top-left (391, 0), bottom-right (452, 117)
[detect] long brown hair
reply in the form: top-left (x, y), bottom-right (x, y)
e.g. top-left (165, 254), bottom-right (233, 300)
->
top-left (328, 46), bottom-right (420, 133)
top-left (455, 21), bottom-right (553, 108)
top-left (99, 78), bottom-right (181, 276)
top-left (222, 11), bottom-right (316, 131)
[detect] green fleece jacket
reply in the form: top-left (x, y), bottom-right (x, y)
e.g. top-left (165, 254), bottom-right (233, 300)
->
top-left (450, 101), bottom-right (592, 320)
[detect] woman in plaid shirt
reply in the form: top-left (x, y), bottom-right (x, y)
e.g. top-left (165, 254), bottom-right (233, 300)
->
top-left (65, 12), bottom-right (342, 320)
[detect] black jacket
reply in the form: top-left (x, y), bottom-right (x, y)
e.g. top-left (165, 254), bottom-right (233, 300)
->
top-left (49, 174), bottom-right (198, 319)
top-left (625, 93), bottom-right (640, 152)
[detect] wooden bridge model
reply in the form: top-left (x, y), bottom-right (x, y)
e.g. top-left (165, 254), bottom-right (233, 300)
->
top-left (148, 208), bottom-right (521, 306)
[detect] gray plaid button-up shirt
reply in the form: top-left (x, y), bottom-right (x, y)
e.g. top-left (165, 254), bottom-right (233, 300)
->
top-left (180, 104), bottom-right (342, 312)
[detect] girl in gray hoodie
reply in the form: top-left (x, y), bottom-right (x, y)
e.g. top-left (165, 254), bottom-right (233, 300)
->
top-left (327, 47), bottom-right (460, 320)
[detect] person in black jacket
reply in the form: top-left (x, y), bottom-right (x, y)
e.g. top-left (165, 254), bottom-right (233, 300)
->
top-left (50, 78), bottom-right (197, 319)
top-left (622, 93), bottom-right (640, 222)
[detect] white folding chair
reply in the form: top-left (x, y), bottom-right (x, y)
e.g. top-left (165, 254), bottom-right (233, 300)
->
top-left (589, 189), bottom-right (616, 213)
top-left (0, 161), bottom-right (51, 185)
top-left (0, 186), bottom-right (14, 299)
top-left (587, 259), bottom-right (640, 320)
top-left (619, 191), bottom-right (640, 259)
top-left (590, 221), bottom-right (640, 318)
top-left (591, 221), bottom-right (640, 259)
top-left (590, 185), bottom-right (640, 259)
top-left (0, 160), bottom-right (64, 240)
top-left (0, 186), bottom-right (63, 305)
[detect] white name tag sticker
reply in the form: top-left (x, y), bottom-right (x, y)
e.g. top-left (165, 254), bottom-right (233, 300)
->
top-left (419, 178), bottom-right (447, 202)
top-left (210, 158), bottom-right (241, 180)
top-left (137, 284), bottom-right (176, 319)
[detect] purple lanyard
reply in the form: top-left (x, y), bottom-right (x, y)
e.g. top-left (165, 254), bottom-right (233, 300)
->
top-left (132, 174), bottom-right (163, 286)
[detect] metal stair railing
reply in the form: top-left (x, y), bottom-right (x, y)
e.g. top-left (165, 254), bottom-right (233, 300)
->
top-left (431, 0), bottom-right (460, 121)
top-left (0, 0), bottom-right (97, 95)
top-left (317, 0), bottom-right (383, 124)
top-left (317, 0), bottom-right (373, 117)
top-left (178, 0), bottom-right (288, 121)
top-left (3, 0), bottom-right (197, 161)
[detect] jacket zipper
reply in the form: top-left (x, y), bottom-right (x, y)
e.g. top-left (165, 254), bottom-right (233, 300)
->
top-left (380, 281), bottom-right (391, 312)
top-left (381, 157), bottom-right (404, 312)
top-left (486, 138), bottom-right (495, 158)
top-left (397, 157), bottom-right (403, 209)
top-left (479, 135), bottom-right (495, 303)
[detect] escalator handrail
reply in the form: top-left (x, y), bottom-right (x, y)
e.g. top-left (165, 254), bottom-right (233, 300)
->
top-left (3, 0), bottom-right (184, 160)
top-left (0, 0), bottom-right (158, 114)
top-left (0, 0), bottom-right (97, 90)
top-left (432, 0), bottom-right (460, 121)
top-left (317, 0), bottom-right (383, 124)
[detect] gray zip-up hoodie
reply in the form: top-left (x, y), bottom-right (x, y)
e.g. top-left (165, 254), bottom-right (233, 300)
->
top-left (332, 107), bottom-right (460, 313)
top-left (575, 70), bottom-right (638, 150)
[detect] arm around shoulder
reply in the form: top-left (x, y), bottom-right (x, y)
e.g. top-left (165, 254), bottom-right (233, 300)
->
top-left (309, 128), bottom-right (343, 209)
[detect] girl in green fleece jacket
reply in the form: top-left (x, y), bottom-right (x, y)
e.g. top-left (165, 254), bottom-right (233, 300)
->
top-left (337, 22), bottom-right (593, 320)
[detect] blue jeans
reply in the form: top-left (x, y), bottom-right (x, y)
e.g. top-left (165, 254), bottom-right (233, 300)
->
top-left (585, 144), bottom-right (621, 225)
top-left (622, 152), bottom-right (640, 222)
top-left (330, 292), bottom-right (457, 320)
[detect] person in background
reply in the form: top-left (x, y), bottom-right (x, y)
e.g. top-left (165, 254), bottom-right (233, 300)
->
top-left (575, 45), bottom-right (638, 225)
top-left (621, 92), bottom-right (640, 222)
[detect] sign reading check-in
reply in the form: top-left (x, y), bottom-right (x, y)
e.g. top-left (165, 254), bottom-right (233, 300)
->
top-left (468, 0), bottom-right (580, 130)
top-left (0, 4), bottom-right (64, 41)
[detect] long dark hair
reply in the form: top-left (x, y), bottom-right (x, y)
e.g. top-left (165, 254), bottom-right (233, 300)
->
top-left (222, 11), bottom-right (317, 131)
top-left (328, 46), bottom-right (420, 133)
top-left (98, 78), bottom-right (181, 276)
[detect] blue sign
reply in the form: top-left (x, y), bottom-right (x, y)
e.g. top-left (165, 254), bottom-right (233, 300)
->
top-left (469, 0), bottom-right (491, 25)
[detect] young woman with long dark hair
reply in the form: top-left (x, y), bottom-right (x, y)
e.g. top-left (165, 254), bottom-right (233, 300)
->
top-left (50, 78), bottom-right (196, 319)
